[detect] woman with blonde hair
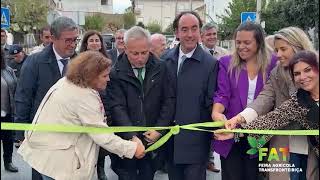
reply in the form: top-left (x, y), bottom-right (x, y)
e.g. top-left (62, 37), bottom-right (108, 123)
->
top-left (17, 51), bottom-right (145, 180)
top-left (223, 27), bottom-right (317, 180)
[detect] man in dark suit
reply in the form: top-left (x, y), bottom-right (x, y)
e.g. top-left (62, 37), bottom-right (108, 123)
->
top-left (107, 29), bottom-right (126, 66)
top-left (161, 11), bottom-right (218, 180)
top-left (106, 26), bottom-right (175, 180)
top-left (14, 16), bottom-right (78, 180)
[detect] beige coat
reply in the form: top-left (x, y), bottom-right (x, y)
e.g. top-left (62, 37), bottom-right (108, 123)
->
top-left (18, 78), bottom-right (137, 180)
top-left (247, 65), bottom-right (318, 180)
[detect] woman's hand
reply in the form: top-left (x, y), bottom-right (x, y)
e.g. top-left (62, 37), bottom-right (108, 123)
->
top-left (132, 136), bottom-right (145, 159)
top-left (214, 130), bottom-right (235, 140)
top-left (225, 115), bottom-right (244, 130)
top-left (211, 112), bottom-right (227, 122)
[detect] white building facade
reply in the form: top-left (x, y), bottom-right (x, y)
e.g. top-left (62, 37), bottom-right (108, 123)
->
top-left (53, 0), bottom-right (114, 25)
top-left (134, 0), bottom-right (205, 31)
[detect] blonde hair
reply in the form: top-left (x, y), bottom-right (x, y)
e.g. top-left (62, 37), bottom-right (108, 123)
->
top-left (229, 22), bottom-right (271, 84)
top-left (274, 27), bottom-right (315, 81)
top-left (274, 27), bottom-right (314, 53)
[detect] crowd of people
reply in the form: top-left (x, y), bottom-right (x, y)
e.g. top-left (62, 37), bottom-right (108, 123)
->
top-left (1, 10), bottom-right (319, 180)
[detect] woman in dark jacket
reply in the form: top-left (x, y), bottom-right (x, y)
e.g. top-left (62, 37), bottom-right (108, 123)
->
top-left (1, 48), bottom-right (18, 172)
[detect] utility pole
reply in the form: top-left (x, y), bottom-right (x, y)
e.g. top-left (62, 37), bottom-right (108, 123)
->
top-left (256, 0), bottom-right (261, 24)
top-left (190, 0), bottom-right (192, 11)
top-left (175, 0), bottom-right (178, 15)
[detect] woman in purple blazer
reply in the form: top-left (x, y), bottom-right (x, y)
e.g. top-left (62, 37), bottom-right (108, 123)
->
top-left (211, 22), bottom-right (277, 180)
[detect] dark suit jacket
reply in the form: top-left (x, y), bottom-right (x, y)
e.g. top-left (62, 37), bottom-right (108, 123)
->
top-left (14, 44), bottom-right (75, 140)
top-left (105, 53), bottom-right (175, 140)
top-left (162, 44), bottom-right (218, 164)
top-left (107, 48), bottom-right (118, 66)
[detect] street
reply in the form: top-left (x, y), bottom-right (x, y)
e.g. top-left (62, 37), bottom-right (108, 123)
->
top-left (1, 143), bottom-right (222, 180)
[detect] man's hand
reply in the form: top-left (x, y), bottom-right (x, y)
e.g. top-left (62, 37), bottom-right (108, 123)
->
top-left (143, 130), bottom-right (161, 144)
top-left (132, 136), bottom-right (145, 159)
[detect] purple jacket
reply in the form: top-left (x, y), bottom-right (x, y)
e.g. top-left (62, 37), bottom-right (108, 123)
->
top-left (212, 55), bottom-right (277, 158)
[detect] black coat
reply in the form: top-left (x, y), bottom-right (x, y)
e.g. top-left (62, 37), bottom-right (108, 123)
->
top-left (107, 48), bottom-right (119, 66)
top-left (105, 53), bottom-right (175, 140)
top-left (14, 44), bottom-right (76, 140)
top-left (162, 44), bottom-right (218, 164)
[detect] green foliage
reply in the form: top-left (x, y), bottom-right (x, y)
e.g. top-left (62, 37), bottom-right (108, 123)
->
top-left (3, 0), bottom-right (49, 33)
top-left (217, 0), bottom-right (260, 39)
top-left (123, 9), bottom-right (136, 29)
top-left (146, 21), bottom-right (162, 34)
top-left (218, 0), bottom-right (319, 39)
top-left (84, 15), bottom-right (105, 31)
top-left (164, 23), bottom-right (174, 34)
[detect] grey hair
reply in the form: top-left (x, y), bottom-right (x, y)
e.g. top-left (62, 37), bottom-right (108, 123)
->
top-left (201, 23), bottom-right (218, 34)
top-left (116, 29), bottom-right (127, 34)
top-left (50, 16), bottom-right (78, 38)
top-left (124, 26), bottom-right (151, 45)
top-left (151, 33), bottom-right (166, 41)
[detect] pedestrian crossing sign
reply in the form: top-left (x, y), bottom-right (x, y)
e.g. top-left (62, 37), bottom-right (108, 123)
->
top-left (241, 12), bottom-right (256, 24)
top-left (1, 7), bottom-right (10, 29)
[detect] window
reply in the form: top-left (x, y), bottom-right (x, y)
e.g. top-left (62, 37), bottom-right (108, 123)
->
top-left (101, 0), bottom-right (108, 5)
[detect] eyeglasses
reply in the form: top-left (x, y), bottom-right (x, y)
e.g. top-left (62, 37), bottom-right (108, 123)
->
top-left (62, 37), bottom-right (79, 45)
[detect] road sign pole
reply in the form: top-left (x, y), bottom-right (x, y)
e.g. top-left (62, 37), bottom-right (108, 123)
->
top-left (256, 0), bottom-right (261, 24)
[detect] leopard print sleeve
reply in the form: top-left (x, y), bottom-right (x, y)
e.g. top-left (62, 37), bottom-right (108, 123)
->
top-left (242, 95), bottom-right (308, 142)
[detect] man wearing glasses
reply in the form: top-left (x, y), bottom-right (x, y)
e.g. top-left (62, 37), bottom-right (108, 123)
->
top-left (107, 29), bottom-right (126, 65)
top-left (14, 16), bottom-right (78, 180)
top-left (30, 26), bottom-right (52, 55)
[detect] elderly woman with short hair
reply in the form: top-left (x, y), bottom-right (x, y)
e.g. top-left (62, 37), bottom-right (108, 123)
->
top-left (18, 51), bottom-right (145, 180)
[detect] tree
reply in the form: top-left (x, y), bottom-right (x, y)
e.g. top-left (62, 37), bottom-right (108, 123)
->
top-left (1, 0), bottom-right (49, 33)
top-left (84, 15), bottom-right (105, 31)
top-left (123, 7), bottom-right (136, 29)
top-left (261, 0), bottom-right (290, 35)
top-left (146, 21), bottom-right (161, 34)
top-left (164, 23), bottom-right (174, 35)
top-left (217, 0), bottom-right (263, 39)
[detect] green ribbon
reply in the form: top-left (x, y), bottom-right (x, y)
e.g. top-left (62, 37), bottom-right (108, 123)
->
top-left (1, 122), bottom-right (318, 152)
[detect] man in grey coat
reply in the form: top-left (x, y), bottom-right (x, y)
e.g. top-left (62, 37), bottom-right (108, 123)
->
top-left (162, 11), bottom-right (218, 180)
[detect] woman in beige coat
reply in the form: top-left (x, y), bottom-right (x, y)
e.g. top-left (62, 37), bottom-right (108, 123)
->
top-left (18, 51), bottom-right (145, 180)
top-left (224, 27), bottom-right (318, 180)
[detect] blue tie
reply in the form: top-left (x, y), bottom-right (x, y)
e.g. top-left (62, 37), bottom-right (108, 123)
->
top-left (60, 59), bottom-right (68, 76)
top-left (178, 55), bottom-right (187, 75)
